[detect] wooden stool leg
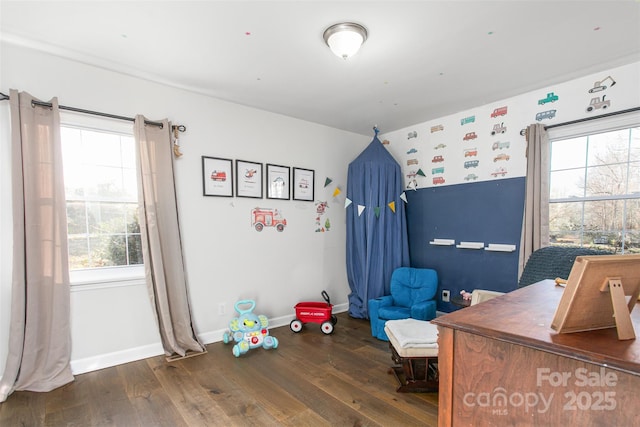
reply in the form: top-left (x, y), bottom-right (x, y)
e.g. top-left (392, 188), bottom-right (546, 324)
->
top-left (388, 342), bottom-right (438, 392)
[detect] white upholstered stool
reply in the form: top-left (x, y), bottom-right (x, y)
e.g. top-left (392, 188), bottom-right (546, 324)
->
top-left (384, 318), bottom-right (439, 392)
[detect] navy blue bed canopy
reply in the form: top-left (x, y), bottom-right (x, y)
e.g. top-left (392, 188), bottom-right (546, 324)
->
top-left (346, 128), bottom-right (410, 318)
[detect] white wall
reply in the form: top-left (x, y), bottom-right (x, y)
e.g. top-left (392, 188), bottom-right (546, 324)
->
top-left (0, 42), bottom-right (368, 375)
top-left (382, 61), bottom-right (640, 187)
top-left (2, 41), bottom-right (638, 378)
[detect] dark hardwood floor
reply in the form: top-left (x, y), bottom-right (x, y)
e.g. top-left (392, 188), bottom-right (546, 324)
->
top-left (0, 312), bottom-right (438, 426)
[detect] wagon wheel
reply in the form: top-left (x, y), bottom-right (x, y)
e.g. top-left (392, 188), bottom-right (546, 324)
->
top-left (321, 321), bottom-right (334, 335)
top-left (290, 319), bottom-right (303, 333)
top-left (331, 315), bottom-right (338, 325)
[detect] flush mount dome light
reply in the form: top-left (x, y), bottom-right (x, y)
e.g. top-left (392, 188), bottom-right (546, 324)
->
top-left (323, 22), bottom-right (368, 59)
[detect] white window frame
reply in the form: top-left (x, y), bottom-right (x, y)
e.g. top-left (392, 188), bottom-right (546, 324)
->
top-left (547, 111), bottom-right (640, 253)
top-left (60, 112), bottom-right (145, 289)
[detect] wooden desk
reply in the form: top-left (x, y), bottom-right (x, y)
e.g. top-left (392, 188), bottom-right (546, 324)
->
top-left (433, 280), bottom-right (640, 427)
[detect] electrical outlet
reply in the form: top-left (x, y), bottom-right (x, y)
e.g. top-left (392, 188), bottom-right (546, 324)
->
top-left (218, 303), bottom-right (226, 316)
top-left (442, 290), bottom-right (450, 302)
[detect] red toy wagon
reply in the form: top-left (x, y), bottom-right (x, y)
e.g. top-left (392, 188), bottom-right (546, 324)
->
top-left (290, 291), bottom-right (337, 335)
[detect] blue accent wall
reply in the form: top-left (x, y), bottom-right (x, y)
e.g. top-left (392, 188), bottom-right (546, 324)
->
top-left (406, 177), bottom-right (526, 312)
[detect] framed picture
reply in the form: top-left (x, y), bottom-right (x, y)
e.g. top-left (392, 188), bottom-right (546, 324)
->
top-left (266, 164), bottom-right (290, 200)
top-left (202, 156), bottom-right (233, 197)
top-left (236, 160), bottom-right (263, 198)
top-left (292, 167), bottom-right (315, 201)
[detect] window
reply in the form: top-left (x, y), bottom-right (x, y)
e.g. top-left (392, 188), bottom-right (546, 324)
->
top-left (548, 114), bottom-right (640, 254)
top-left (61, 113), bottom-right (143, 284)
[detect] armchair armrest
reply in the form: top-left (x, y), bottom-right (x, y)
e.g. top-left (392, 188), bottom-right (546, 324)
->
top-left (368, 295), bottom-right (394, 337)
top-left (369, 295), bottom-right (393, 321)
top-left (370, 295), bottom-right (393, 308)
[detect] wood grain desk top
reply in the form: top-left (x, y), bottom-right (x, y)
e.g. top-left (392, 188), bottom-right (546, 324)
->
top-left (433, 279), bottom-right (640, 376)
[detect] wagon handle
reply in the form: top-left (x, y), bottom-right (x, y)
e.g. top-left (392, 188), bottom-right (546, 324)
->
top-left (321, 290), bottom-right (331, 305)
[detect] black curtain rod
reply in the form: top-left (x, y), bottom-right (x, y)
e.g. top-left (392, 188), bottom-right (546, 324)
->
top-left (0, 92), bottom-right (186, 132)
top-left (544, 107), bottom-right (640, 130)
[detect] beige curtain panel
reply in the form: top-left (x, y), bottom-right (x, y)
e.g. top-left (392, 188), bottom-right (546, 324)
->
top-left (0, 90), bottom-right (74, 402)
top-left (518, 123), bottom-right (550, 277)
top-left (134, 116), bottom-right (205, 357)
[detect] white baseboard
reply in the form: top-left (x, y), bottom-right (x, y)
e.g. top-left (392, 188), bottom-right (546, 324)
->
top-left (70, 303), bottom-right (350, 375)
top-left (70, 342), bottom-right (164, 375)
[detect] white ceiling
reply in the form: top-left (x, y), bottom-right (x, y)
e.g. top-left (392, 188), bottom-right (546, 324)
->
top-left (2, 1), bottom-right (639, 136)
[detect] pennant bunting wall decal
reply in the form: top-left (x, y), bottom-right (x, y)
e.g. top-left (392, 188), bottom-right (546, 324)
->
top-left (344, 198), bottom-right (352, 208)
top-left (416, 169), bottom-right (426, 177)
top-left (388, 201), bottom-right (396, 213)
top-left (374, 207), bottom-right (380, 218)
top-left (400, 192), bottom-right (407, 203)
top-left (357, 205), bottom-right (365, 216)
top-left (324, 177), bottom-right (332, 187)
top-left (332, 187), bottom-right (341, 197)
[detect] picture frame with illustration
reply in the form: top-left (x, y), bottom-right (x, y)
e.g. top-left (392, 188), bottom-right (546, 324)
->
top-left (236, 160), bottom-right (263, 198)
top-left (266, 164), bottom-right (290, 200)
top-left (293, 167), bottom-right (314, 201)
top-left (202, 156), bottom-right (233, 197)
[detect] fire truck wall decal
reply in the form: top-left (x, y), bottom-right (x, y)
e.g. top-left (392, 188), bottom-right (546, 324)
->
top-left (251, 207), bottom-right (287, 232)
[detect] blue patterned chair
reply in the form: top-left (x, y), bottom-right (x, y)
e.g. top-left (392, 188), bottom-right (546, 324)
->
top-left (369, 267), bottom-right (438, 341)
top-left (518, 246), bottom-right (613, 287)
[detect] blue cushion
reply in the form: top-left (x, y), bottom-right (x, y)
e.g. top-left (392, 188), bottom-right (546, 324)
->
top-left (391, 267), bottom-right (438, 307)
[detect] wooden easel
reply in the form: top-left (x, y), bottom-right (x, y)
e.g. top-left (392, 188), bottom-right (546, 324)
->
top-left (551, 254), bottom-right (640, 341)
top-left (603, 277), bottom-right (639, 340)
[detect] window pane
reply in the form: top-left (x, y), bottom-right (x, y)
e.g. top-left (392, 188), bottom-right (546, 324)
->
top-left (127, 234), bottom-right (144, 265)
top-left (81, 166), bottom-right (124, 200)
top-left (585, 164), bottom-right (628, 197)
top-left (626, 199), bottom-right (640, 233)
top-left (550, 230), bottom-right (582, 246)
top-left (626, 231), bottom-right (640, 253)
top-left (87, 202), bottom-right (126, 234)
top-left (587, 129), bottom-right (630, 167)
top-left (583, 199), bottom-right (624, 233)
top-left (623, 199), bottom-right (640, 254)
top-left (631, 127), bottom-right (640, 162)
top-left (82, 131), bottom-right (126, 167)
top-left (549, 201), bottom-right (583, 244)
top-left (550, 169), bottom-right (585, 199)
top-left (66, 201), bottom-right (87, 234)
top-left (89, 235), bottom-right (112, 267)
top-left (121, 136), bottom-right (136, 169)
top-left (126, 204), bottom-right (140, 234)
top-left (68, 236), bottom-right (89, 269)
top-left (122, 168), bottom-right (138, 200)
top-left (629, 161), bottom-right (640, 194)
top-left (99, 235), bottom-right (128, 267)
top-left (550, 137), bottom-right (586, 170)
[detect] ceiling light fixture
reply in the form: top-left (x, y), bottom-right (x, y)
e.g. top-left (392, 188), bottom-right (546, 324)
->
top-left (323, 22), bottom-right (368, 60)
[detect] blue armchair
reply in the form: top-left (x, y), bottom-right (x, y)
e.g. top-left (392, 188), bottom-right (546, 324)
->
top-left (369, 267), bottom-right (438, 341)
